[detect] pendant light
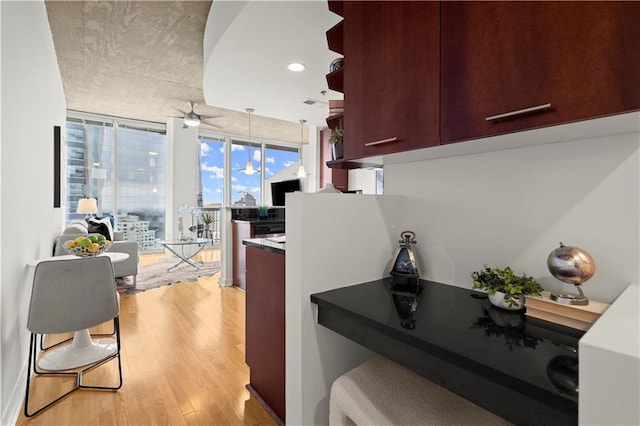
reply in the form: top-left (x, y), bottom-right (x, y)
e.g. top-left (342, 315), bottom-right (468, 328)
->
top-left (242, 108), bottom-right (260, 175)
top-left (297, 119), bottom-right (307, 178)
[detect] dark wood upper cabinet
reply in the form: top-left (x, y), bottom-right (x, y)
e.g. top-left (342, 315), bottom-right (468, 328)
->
top-left (343, 1), bottom-right (440, 159)
top-left (441, 1), bottom-right (640, 144)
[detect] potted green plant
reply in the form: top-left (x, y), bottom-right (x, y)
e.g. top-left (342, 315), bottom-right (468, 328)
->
top-left (201, 212), bottom-right (215, 238)
top-left (329, 128), bottom-right (344, 160)
top-left (471, 265), bottom-right (543, 310)
top-left (257, 205), bottom-right (269, 219)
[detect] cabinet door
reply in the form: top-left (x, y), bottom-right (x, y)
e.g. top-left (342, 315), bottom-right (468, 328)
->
top-left (441, 1), bottom-right (640, 144)
top-left (343, 1), bottom-right (439, 159)
top-left (245, 247), bottom-right (286, 422)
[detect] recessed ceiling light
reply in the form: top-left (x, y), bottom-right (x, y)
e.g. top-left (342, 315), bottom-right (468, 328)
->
top-left (288, 62), bottom-right (306, 72)
top-left (149, 151), bottom-right (159, 156)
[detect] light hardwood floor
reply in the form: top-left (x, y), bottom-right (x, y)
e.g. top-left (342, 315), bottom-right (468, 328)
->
top-left (17, 250), bottom-right (276, 426)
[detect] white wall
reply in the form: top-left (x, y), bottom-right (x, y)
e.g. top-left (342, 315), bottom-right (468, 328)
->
top-left (0, 1), bottom-right (66, 423)
top-left (286, 193), bottom-right (404, 425)
top-left (384, 130), bottom-right (640, 304)
top-left (288, 116), bottom-right (640, 425)
top-left (348, 168), bottom-right (377, 194)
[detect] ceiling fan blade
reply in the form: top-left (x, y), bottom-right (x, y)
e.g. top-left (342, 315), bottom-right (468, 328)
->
top-left (199, 114), bottom-right (223, 120)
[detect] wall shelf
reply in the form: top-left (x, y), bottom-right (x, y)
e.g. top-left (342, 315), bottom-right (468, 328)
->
top-left (326, 112), bottom-right (343, 130)
top-left (326, 68), bottom-right (344, 93)
top-left (328, 0), bottom-right (344, 17)
top-left (326, 21), bottom-right (344, 55)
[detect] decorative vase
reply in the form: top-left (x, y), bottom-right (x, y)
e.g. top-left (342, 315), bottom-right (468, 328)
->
top-left (488, 291), bottom-right (524, 311)
top-left (331, 143), bottom-right (343, 161)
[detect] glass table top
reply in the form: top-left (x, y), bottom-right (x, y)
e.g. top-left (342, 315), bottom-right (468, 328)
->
top-left (159, 238), bottom-right (210, 246)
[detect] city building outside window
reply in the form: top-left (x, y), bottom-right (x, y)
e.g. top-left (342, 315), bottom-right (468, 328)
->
top-left (65, 118), bottom-right (166, 252)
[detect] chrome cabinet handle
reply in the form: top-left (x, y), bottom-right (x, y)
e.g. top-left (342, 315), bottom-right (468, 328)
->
top-left (364, 137), bottom-right (398, 147)
top-left (485, 103), bottom-right (552, 121)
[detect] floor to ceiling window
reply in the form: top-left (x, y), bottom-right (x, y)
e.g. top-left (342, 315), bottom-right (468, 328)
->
top-left (198, 136), bottom-right (225, 243)
top-left (198, 135), bottom-right (300, 243)
top-left (263, 144), bottom-right (301, 205)
top-left (199, 136), bottom-right (225, 207)
top-left (226, 141), bottom-right (300, 206)
top-left (65, 116), bottom-right (166, 252)
top-left (231, 141), bottom-right (262, 206)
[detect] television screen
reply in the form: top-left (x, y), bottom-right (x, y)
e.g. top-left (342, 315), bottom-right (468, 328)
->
top-left (271, 179), bottom-right (301, 206)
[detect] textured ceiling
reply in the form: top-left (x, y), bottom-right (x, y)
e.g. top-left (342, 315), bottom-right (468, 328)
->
top-left (45, 0), bottom-right (308, 143)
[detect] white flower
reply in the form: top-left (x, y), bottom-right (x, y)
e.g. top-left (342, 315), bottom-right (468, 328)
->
top-left (178, 204), bottom-right (193, 214)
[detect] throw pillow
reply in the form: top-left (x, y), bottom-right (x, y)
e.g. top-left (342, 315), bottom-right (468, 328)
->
top-left (95, 214), bottom-right (115, 230)
top-left (87, 217), bottom-right (114, 241)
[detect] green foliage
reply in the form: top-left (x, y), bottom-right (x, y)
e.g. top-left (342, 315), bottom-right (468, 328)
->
top-left (202, 212), bottom-right (215, 225)
top-left (471, 265), bottom-right (543, 307)
top-left (329, 128), bottom-right (344, 145)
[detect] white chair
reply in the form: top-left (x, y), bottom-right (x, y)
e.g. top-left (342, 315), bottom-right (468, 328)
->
top-left (24, 256), bottom-right (123, 417)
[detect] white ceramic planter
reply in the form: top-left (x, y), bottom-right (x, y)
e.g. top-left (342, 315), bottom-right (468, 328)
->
top-left (488, 291), bottom-right (524, 311)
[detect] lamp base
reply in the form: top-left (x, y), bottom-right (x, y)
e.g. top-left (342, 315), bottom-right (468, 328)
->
top-left (549, 292), bottom-right (589, 306)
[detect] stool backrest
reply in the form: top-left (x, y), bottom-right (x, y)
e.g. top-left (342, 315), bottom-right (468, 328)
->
top-left (27, 256), bottom-right (118, 334)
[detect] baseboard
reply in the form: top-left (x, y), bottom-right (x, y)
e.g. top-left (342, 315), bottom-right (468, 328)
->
top-left (217, 274), bottom-right (233, 286)
top-left (3, 359), bottom-right (27, 426)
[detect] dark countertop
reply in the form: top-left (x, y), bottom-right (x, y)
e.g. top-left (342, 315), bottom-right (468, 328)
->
top-left (234, 220), bottom-right (286, 237)
top-left (311, 279), bottom-right (584, 426)
top-left (243, 237), bottom-right (285, 255)
top-left (232, 219), bottom-right (285, 224)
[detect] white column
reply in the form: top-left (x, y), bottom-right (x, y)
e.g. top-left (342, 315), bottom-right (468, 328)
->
top-left (166, 118), bottom-right (199, 241)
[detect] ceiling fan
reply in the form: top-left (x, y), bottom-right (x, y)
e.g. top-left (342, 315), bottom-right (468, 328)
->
top-left (175, 101), bottom-right (223, 129)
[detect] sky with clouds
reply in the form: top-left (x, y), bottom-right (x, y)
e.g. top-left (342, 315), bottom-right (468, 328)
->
top-left (200, 139), bottom-right (299, 206)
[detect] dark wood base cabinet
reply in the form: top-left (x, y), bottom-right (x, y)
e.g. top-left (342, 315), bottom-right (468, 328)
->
top-left (233, 220), bottom-right (285, 291)
top-left (245, 246), bottom-right (285, 424)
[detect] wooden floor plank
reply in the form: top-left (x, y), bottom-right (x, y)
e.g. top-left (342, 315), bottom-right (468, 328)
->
top-left (17, 252), bottom-right (276, 426)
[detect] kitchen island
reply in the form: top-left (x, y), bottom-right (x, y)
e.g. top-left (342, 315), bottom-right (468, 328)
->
top-left (243, 237), bottom-right (286, 425)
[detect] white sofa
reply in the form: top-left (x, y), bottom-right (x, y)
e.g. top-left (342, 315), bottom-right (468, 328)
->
top-left (53, 220), bottom-right (139, 287)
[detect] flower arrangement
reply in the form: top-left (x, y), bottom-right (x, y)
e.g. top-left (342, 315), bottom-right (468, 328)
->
top-left (178, 204), bottom-right (202, 233)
